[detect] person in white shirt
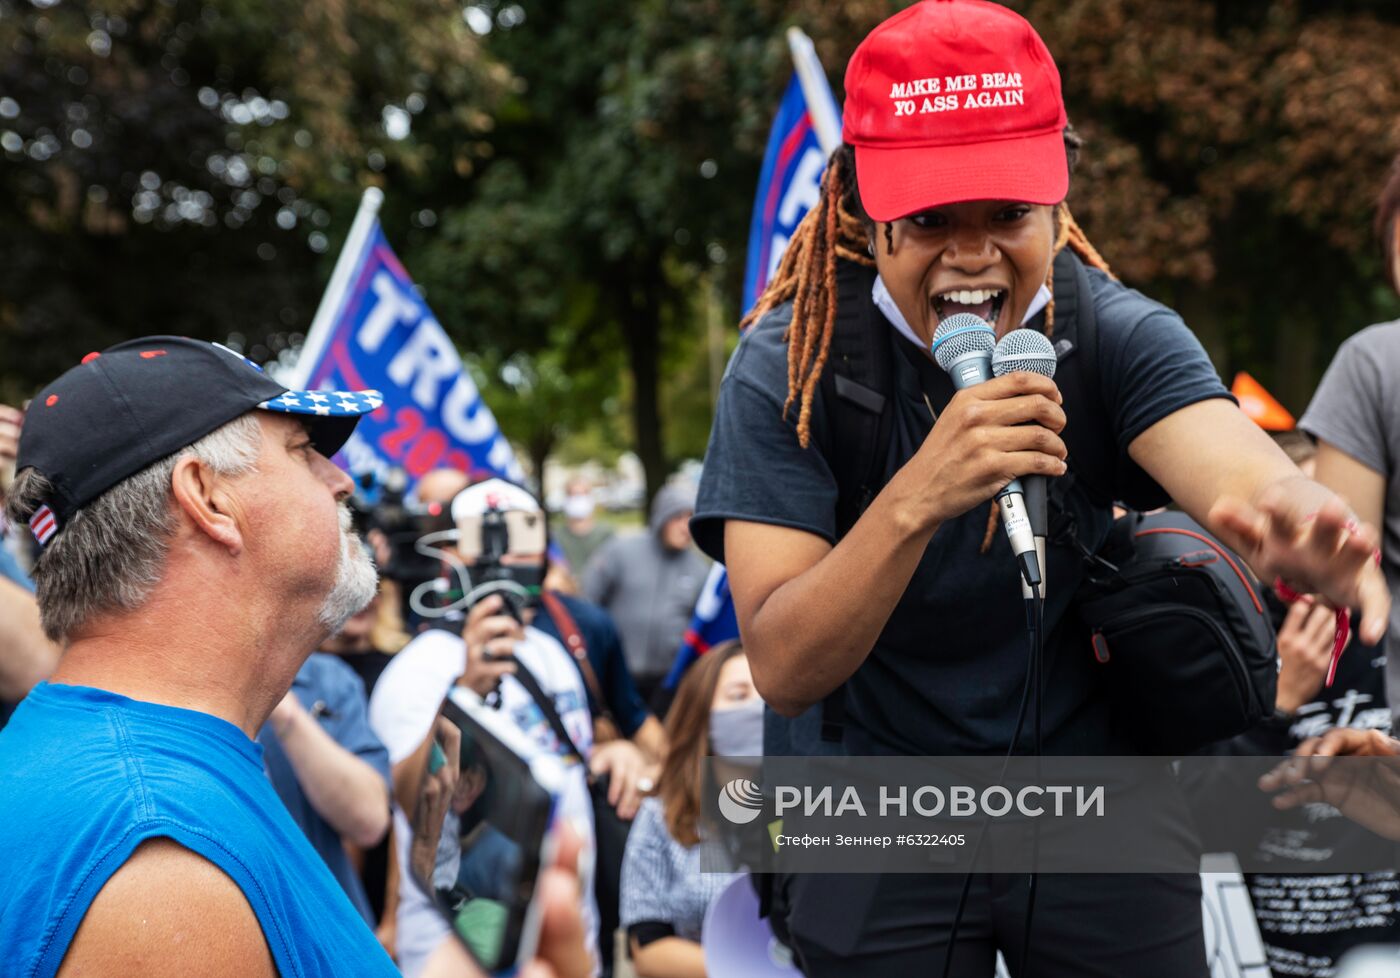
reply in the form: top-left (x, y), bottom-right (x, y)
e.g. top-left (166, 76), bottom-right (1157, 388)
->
top-left (370, 479), bottom-right (600, 977)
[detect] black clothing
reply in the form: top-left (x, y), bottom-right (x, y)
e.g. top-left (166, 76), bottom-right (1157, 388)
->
top-left (336, 649), bottom-right (395, 697)
top-left (694, 266), bottom-right (1231, 756)
top-left (781, 872), bottom-right (1207, 978)
top-left (1211, 596), bottom-right (1397, 978)
top-left (694, 264), bottom-right (1230, 974)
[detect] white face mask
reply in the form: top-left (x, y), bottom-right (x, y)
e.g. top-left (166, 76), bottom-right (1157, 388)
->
top-left (709, 698), bottom-right (764, 757)
top-left (562, 494), bottom-right (595, 521)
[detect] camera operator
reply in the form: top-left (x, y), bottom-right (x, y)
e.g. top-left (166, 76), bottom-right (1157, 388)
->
top-left (371, 478), bottom-right (613, 977)
top-left (415, 468), bottom-right (667, 787)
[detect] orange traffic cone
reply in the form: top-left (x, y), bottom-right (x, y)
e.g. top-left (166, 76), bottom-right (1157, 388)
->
top-left (1232, 372), bottom-right (1295, 431)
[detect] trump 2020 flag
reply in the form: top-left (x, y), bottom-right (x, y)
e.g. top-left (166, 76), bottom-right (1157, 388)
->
top-left (741, 31), bottom-right (843, 313)
top-left (288, 191), bottom-right (522, 492)
top-left (667, 31), bottom-right (841, 690)
top-left (664, 563), bottom-right (740, 691)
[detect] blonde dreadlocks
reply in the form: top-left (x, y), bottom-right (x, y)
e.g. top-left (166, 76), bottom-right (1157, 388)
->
top-left (739, 136), bottom-right (1115, 552)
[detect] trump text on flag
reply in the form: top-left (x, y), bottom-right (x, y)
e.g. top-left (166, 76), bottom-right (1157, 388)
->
top-left (303, 225), bottom-right (523, 490)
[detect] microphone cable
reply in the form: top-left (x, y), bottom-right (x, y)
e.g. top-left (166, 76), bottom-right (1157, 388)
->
top-left (940, 583), bottom-right (1044, 978)
top-left (1020, 588), bottom-right (1045, 978)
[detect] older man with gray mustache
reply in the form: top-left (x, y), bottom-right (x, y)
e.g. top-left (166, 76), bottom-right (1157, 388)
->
top-left (0, 338), bottom-right (592, 978)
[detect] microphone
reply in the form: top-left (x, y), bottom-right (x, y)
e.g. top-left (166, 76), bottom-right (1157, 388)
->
top-left (992, 329), bottom-right (1059, 601)
top-left (930, 314), bottom-right (1041, 591)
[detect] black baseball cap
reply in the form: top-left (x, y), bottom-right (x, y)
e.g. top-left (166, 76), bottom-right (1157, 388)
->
top-left (16, 335), bottom-right (382, 548)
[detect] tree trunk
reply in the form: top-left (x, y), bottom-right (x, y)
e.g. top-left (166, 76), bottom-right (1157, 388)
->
top-left (616, 274), bottom-right (667, 515)
top-left (1273, 311), bottom-right (1319, 417)
top-left (527, 434), bottom-right (555, 499)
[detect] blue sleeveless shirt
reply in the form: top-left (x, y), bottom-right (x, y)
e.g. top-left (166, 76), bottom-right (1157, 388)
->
top-left (0, 683), bottom-right (400, 978)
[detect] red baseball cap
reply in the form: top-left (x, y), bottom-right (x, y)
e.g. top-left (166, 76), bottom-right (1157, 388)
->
top-left (843, 0), bottom-right (1069, 222)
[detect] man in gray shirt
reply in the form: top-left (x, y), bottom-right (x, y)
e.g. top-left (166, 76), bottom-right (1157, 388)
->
top-left (583, 481), bottom-right (707, 706)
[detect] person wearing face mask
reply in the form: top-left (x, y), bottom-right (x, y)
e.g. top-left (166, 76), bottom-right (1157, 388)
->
top-left (372, 479), bottom-right (675, 978)
top-left (618, 641), bottom-right (752, 978)
top-left (555, 477), bottom-right (614, 585)
top-left (691, 2), bottom-right (1389, 974)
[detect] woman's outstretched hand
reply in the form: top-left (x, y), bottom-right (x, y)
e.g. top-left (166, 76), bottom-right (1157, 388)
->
top-left (1211, 485), bottom-right (1389, 646)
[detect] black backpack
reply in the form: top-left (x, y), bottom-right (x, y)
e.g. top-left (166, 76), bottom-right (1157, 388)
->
top-left (769, 249), bottom-right (1275, 757)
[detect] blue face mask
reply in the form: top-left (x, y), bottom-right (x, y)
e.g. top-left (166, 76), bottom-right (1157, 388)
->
top-left (709, 698), bottom-right (764, 757)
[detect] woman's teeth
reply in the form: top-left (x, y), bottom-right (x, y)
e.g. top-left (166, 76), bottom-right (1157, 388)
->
top-left (936, 288), bottom-right (1003, 305)
top-left (933, 288), bottom-right (1006, 324)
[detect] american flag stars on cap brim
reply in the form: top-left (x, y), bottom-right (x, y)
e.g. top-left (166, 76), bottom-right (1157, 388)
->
top-left (257, 389), bottom-right (384, 418)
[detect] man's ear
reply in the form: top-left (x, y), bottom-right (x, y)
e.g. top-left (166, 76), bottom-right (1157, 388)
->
top-left (170, 456), bottom-right (244, 555)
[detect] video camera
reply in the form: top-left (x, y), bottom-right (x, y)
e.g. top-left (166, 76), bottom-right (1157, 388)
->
top-left (350, 470), bottom-right (455, 588)
top-left (351, 470), bottom-right (547, 628)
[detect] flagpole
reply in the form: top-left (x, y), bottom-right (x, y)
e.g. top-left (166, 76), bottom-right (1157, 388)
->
top-left (786, 27), bottom-right (842, 157)
top-left (285, 186), bottom-right (384, 389)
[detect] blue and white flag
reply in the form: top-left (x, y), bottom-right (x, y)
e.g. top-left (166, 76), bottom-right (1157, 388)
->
top-left (289, 198), bottom-right (522, 493)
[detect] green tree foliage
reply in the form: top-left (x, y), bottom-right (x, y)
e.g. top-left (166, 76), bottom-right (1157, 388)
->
top-left (1016, 0), bottom-right (1400, 406)
top-left (5, 0), bottom-right (1400, 478)
top-left (780, 0), bottom-right (1400, 410)
top-left (405, 0), bottom-right (798, 504)
top-left (464, 327), bottom-right (625, 485)
top-left (0, 0), bottom-right (502, 398)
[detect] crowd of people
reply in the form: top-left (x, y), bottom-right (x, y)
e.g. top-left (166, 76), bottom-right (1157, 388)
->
top-left (5, 2), bottom-right (1400, 977)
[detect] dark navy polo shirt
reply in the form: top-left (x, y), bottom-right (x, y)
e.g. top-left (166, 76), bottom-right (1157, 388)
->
top-left (694, 267), bottom-right (1231, 756)
top-left (534, 591), bottom-right (651, 738)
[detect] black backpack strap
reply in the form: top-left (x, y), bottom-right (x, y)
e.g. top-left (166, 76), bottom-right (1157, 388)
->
top-left (813, 253), bottom-right (1114, 744)
top-left (509, 658), bottom-right (586, 763)
top-left (820, 259), bottom-right (895, 540)
top-left (811, 259), bottom-right (893, 744)
top-left (1047, 248), bottom-right (1115, 511)
top-left (1049, 250), bottom-right (1173, 527)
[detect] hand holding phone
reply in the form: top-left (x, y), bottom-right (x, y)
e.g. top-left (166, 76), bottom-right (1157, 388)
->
top-left (409, 717), bottom-right (462, 891)
top-left (418, 823), bottom-right (591, 978)
top-left (459, 596), bottom-right (521, 696)
top-left (410, 689), bottom-right (569, 976)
